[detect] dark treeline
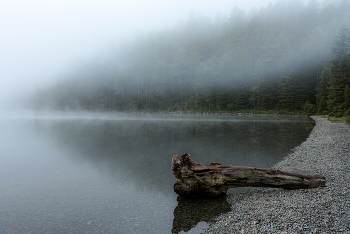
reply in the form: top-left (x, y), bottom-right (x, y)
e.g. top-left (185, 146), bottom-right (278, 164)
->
top-left (31, 0), bottom-right (350, 115)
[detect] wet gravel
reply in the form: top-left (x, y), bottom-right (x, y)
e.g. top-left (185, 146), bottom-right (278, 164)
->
top-left (203, 116), bottom-right (350, 233)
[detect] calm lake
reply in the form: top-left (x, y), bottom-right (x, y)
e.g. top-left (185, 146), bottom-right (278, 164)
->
top-left (0, 112), bottom-right (315, 234)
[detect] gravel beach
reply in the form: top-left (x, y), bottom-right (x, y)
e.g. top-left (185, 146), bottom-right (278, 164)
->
top-left (203, 116), bottom-right (350, 233)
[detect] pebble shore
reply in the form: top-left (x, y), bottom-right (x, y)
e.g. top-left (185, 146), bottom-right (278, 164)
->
top-left (203, 116), bottom-right (350, 233)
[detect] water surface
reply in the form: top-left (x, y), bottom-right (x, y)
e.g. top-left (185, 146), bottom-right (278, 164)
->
top-left (0, 112), bottom-right (314, 233)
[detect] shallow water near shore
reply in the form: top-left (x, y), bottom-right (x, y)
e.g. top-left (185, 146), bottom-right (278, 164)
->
top-left (0, 112), bottom-right (314, 233)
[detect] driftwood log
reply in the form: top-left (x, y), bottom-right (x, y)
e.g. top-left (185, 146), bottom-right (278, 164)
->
top-left (172, 153), bottom-right (326, 197)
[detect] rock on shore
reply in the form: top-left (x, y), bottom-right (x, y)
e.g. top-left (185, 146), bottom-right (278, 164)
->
top-left (203, 116), bottom-right (350, 233)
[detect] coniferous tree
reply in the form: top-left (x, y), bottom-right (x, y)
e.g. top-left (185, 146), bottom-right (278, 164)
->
top-left (331, 25), bottom-right (350, 58)
top-left (316, 67), bottom-right (331, 112)
top-left (328, 25), bottom-right (350, 112)
top-left (343, 85), bottom-right (350, 110)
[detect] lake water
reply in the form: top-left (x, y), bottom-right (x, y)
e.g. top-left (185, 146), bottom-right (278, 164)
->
top-left (0, 112), bottom-right (315, 233)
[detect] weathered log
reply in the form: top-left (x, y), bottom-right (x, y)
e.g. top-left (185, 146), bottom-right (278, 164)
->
top-left (172, 153), bottom-right (326, 197)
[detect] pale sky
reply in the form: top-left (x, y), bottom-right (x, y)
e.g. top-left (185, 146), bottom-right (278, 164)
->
top-left (0, 0), bottom-right (278, 109)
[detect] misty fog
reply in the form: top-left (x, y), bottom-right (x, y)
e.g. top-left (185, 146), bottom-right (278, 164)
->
top-left (0, 0), bottom-right (283, 110)
top-left (2, 0), bottom-right (346, 114)
top-left (2, 0), bottom-right (341, 111)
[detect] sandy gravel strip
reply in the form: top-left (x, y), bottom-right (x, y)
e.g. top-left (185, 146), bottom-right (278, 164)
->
top-left (203, 116), bottom-right (350, 233)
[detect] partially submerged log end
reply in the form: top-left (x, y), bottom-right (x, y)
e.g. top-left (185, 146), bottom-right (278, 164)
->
top-left (172, 153), bottom-right (326, 197)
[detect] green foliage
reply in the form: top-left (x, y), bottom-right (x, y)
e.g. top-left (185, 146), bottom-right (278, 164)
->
top-left (316, 25), bottom-right (350, 115)
top-left (343, 85), bottom-right (350, 110)
top-left (185, 96), bottom-right (199, 111)
top-left (329, 105), bottom-right (344, 117)
top-left (344, 109), bottom-right (350, 122)
top-left (329, 56), bottom-right (350, 104)
top-left (302, 101), bottom-right (316, 115)
top-left (328, 116), bottom-right (347, 123)
top-left (316, 67), bottom-right (331, 110)
top-left (317, 96), bottom-right (327, 114)
top-left (328, 25), bottom-right (350, 108)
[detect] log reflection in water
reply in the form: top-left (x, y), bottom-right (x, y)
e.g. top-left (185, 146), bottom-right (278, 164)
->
top-left (171, 196), bottom-right (231, 234)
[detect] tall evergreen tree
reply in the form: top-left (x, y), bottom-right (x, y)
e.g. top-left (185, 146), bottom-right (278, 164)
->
top-left (328, 25), bottom-right (350, 109)
top-left (331, 25), bottom-right (350, 59)
top-left (343, 85), bottom-right (350, 110)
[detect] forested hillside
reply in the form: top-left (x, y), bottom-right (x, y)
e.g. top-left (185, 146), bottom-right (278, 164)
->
top-left (31, 0), bottom-right (350, 115)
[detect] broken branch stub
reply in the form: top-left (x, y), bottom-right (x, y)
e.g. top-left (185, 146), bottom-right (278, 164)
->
top-left (172, 153), bottom-right (326, 197)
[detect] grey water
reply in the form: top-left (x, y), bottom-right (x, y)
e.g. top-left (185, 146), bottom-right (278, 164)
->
top-left (0, 112), bottom-right (315, 234)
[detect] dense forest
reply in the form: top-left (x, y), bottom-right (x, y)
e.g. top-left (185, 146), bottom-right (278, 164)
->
top-left (31, 0), bottom-right (350, 116)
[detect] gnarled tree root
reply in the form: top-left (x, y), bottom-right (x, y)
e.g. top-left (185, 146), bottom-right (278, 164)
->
top-left (172, 153), bottom-right (326, 197)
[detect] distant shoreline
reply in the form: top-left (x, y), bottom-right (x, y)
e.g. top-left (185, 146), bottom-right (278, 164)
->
top-left (125, 111), bottom-right (310, 118)
top-left (17, 109), bottom-right (311, 118)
